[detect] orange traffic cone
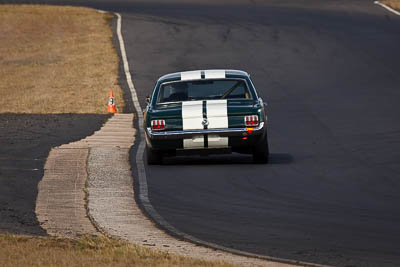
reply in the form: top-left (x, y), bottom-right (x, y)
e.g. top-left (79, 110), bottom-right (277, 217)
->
top-left (107, 90), bottom-right (117, 113)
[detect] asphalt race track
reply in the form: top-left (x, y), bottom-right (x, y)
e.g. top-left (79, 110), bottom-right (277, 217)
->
top-left (7, 0), bottom-right (400, 266)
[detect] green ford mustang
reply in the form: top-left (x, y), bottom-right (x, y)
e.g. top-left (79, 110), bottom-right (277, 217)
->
top-left (144, 69), bottom-right (269, 164)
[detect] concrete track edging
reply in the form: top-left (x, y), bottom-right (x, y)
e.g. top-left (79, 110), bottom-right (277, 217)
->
top-left (35, 113), bottom-right (135, 238)
top-left (36, 147), bottom-right (98, 238)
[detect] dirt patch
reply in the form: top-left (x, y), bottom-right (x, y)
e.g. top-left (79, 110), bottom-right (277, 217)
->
top-left (0, 234), bottom-right (233, 267)
top-left (381, 0), bottom-right (400, 10)
top-left (0, 5), bottom-right (124, 113)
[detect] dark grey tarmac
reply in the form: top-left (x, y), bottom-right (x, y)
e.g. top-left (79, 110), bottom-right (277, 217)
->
top-left (5, 0), bottom-right (400, 265)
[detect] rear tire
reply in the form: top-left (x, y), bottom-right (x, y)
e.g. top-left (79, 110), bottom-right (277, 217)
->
top-left (146, 144), bottom-right (163, 165)
top-left (253, 134), bottom-right (269, 164)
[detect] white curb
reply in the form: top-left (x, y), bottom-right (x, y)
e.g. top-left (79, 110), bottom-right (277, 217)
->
top-left (374, 1), bottom-right (400, 16)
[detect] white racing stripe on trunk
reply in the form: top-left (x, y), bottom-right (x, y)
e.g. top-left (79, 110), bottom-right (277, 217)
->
top-left (182, 101), bottom-right (203, 130)
top-left (204, 70), bottom-right (226, 79)
top-left (207, 100), bottom-right (228, 128)
top-left (182, 101), bottom-right (204, 148)
top-left (181, 70), bottom-right (201, 81)
top-left (206, 100), bottom-right (229, 148)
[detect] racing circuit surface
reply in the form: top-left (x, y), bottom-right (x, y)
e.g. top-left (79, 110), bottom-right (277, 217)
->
top-left (8, 0), bottom-right (400, 266)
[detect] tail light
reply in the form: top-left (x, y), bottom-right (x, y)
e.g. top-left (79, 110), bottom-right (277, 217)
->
top-left (151, 120), bottom-right (165, 130)
top-left (244, 115), bottom-right (259, 127)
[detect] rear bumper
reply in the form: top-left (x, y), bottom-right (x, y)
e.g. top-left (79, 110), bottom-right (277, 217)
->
top-left (146, 122), bottom-right (264, 140)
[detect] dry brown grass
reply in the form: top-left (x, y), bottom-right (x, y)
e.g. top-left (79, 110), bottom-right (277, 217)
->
top-left (0, 234), bottom-right (233, 267)
top-left (0, 5), bottom-right (124, 114)
top-left (381, 0), bottom-right (400, 10)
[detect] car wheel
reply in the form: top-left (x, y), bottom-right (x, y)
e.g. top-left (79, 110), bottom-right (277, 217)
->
top-left (253, 134), bottom-right (269, 164)
top-left (146, 144), bottom-right (163, 165)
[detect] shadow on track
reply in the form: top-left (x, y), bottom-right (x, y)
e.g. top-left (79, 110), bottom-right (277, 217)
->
top-left (160, 152), bottom-right (293, 165)
top-left (0, 114), bottom-right (109, 236)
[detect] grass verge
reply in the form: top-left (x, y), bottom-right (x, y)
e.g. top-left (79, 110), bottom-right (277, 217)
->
top-left (381, 0), bottom-right (400, 10)
top-left (0, 5), bottom-right (124, 113)
top-left (0, 234), bottom-right (233, 267)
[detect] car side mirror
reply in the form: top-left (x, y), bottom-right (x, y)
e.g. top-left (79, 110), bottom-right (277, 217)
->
top-left (145, 95), bottom-right (150, 104)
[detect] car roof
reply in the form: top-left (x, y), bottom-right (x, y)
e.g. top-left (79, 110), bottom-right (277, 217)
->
top-left (157, 69), bottom-right (250, 83)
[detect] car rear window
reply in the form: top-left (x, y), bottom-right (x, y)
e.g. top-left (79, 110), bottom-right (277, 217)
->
top-left (157, 79), bottom-right (251, 103)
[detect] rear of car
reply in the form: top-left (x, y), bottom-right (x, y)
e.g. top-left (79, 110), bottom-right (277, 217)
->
top-left (144, 70), bottom-right (269, 164)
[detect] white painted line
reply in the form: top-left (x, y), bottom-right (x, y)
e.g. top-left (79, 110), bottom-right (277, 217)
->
top-left (0, 167), bottom-right (39, 171)
top-left (114, 12), bottom-right (325, 267)
top-left (114, 12), bottom-right (150, 217)
top-left (374, 1), bottom-right (400, 16)
top-left (95, 9), bottom-right (107, 14)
